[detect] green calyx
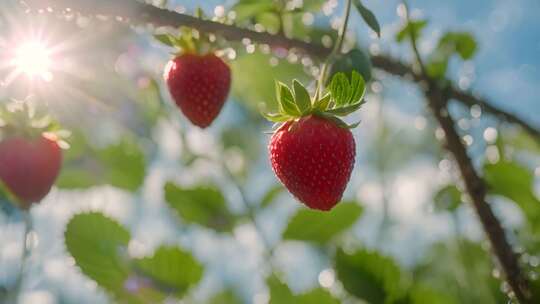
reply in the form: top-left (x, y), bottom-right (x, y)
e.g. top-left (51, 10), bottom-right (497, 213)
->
top-left (263, 71), bottom-right (366, 129)
top-left (153, 8), bottom-right (216, 56)
top-left (0, 100), bottom-right (70, 148)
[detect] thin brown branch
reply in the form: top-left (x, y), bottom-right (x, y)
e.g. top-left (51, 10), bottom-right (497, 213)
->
top-left (426, 85), bottom-right (532, 303)
top-left (401, 3), bottom-right (532, 301)
top-left (24, 0), bottom-right (330, 57)
top-left (371, 56), bottom-right (540, 141)
top-left (448, 88), bottom-right (540, 142)
top-left (24, 0), bottom-right (540, 139)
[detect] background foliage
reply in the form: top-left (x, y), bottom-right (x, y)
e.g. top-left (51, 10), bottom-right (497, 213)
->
top-left (0, 0), bottom-right (539, 303)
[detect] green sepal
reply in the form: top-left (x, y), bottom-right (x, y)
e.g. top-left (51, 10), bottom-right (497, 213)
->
top-left (313, 93), bottom-right (331, 111)
top-left (316, 113), bottom-right (360, 130)
top-left (261, 111), bottom-right (292, 123)
top-left (347, 121), bottom-right (361, 129)
top-left (154, 34), bottom-right (176, 47)
top-left (0, 100), bottom-right (70, 147)
top-left (153, 9), bottom-right (215, 55)
top-left (263, 71), bottom-right (367, 130)
top-left (276, 81), bottom-right (300, 116)
top-left (329, 71), bottom-right (365, 106)
top-left (325, 102), bottom-right (364, 116)
top-left (292, 80), bottom-right (312, 114)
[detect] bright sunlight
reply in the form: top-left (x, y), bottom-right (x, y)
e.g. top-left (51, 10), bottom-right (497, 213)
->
top-left (11, 40), bottom-right (53, 81)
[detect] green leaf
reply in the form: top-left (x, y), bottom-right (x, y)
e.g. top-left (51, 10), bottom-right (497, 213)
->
top-left (409, 284), bottom-right (459, 304)
top-left (134, 246), bottom-right (203, 297)
top-left (502, 128), bottom-right (540, 154)
top-left (164, 182), bottom-right (236, 232)
top-left (256, 12), bottom-right (281, 33)
top-left (136, 77), bottom-right (163, 126)
top-left (261, 185), bottom-right (284, 208)
top-left (208, 289), bottom-right (243, 304)
top-left (433, 185), bottom-right (462, 212)
top-left (484, 161), bottom-right (540, 232)
top-left (231, 52), bottom-right (307, 113)
top-left (353, 0), bottom-right (381, 37)
top-left (335, 248), bottom-right (407, 304)
top-left (284, 11), bottom-right (311, 39)
top-left (57, 136), bottom-right (146, 192)
top-left (301, 0), bottom-right (326, 12)
top-left (396, 20), bottom-right (428, 42)
top-left (426, 31), bottom-right (477, 78)
top-left (438, 32), bottom-right (477, 60)
top-left (97, 138), bottom-right (146, 191)
top-left (414, 240), bottom-right (506, 303)
top-left (65, 212), bottom-right (132, 301)
top-left (154, 34), bottom-right (175, 47)
top-left (426, 58), bottom-right (449, 78)
top-left (232, 0), bottom-right (276, 23)
top-left (292, 80), bottom-right (312, 114)
top-left (276, 81), bottom-right (301, 116)
top-left (267, 275), bottom-right (340, 304)
top-left (296, 288), bottom-right (340, 304)
top-left (56, 168), bottom-right (101, 189)
top-left (329, 49), bottom-right (373, 84)
top-left (65, 213), bottom-right (206, 303)
top-left (268, 275), bottom-right (295, 304)
top-left (283, 202), bottom-right (362, 243)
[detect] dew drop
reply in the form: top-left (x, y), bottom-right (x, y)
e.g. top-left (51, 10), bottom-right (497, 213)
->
top-left (483, 127), bottom-right (498, 143)
top-left (470, 104), bottom-right (482, 118)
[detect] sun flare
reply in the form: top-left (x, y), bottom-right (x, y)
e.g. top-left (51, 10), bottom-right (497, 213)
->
top-left (11, 40), bottom-right (53, 81)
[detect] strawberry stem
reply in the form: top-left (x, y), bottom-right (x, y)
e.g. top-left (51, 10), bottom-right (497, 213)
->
top-left (317, 0), bottom-right (353, 95)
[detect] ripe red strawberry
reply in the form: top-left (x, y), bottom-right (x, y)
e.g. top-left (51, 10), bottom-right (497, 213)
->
top-left (264, 71), bottom-right (366, 211)
top-left (164, 53), bottom-right (231, 128)
top-left (0, 134), bottom-right (62, 208)
top-left (269, 115), bottom-right (355, 210)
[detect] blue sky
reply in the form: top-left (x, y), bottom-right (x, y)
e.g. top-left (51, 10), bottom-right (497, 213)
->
top-left (1, 1), bottom-right (538, 303)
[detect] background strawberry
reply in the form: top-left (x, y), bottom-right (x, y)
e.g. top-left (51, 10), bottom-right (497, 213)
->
top-left (0, 135), bottom-right (62, 208)
top-left (264, 71), bottom-right (366, 211)
top-left (269, 115), bottom-right (355, 210)
top-left (0, 101), bottom-right (66, 209)
top-left (164, 53), bottom-right (231, 128)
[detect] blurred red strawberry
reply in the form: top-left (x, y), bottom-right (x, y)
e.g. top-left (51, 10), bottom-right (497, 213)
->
top-left (0, 134), bottom-right (62, 208)
top-left (165, 53), bottom-right (231, 128)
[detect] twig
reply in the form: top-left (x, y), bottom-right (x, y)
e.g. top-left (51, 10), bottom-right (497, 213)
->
top-left (448, 88), bottom-right (540, 142)
top-left (426, 84), bottom-right (531, 303)
top-left (23, 0), bottom-right (329, 57)
top-left (370, 56), bottom-right (540, 141)
top-left (401, 2), bottom-right (531, 302)
top-left (23, 0), bottom-right (540, 139)
top-left (6, 211), bottom-right (32, 304)
top-left (318, 0), bottom-right (352, 87)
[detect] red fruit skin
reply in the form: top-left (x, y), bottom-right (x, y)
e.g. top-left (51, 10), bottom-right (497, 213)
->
top-left (269, 115), bottom-right (356, 211)
top-left (164, 53), bottom-right (231, 128)
top-left (0, 135), bottom-right (62, 208)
